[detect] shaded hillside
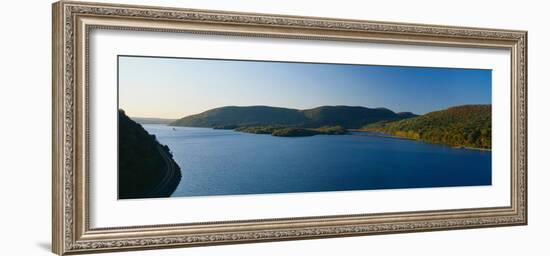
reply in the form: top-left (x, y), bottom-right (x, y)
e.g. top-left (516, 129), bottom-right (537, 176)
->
top-left (302, 106), bottom-right (412, 128)
top-left (119, 110), bottom-right (182, 199)
top-left (171, 106), bottom-right (306, 128)
top-left (363, 105), bottom-right (491, 149)
top-left (171, 105), bottom-right (417, 129)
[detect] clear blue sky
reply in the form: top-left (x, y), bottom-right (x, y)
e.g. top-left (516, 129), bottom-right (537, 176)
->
top-left (119, 56), bottom-right (491, 119)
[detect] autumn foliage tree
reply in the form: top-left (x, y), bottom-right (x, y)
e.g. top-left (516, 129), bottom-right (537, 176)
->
top-left (363, 105), bottom-right (491, 149)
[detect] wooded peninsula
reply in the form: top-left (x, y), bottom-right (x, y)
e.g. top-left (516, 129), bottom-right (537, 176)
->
top-left (167, 104), bottom-right (491, 150)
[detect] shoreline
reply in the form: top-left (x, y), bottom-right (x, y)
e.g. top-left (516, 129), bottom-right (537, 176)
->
top-left (165, 125), bottom-right (492, 152)
top-left (349, 129), bottom-right (416, 141)
top-left (451, 146), bottom-right (492, 152)
top-left (350, 129), bottom-right (492, 152)
top-left (146, 144), bottom-right (182, 198)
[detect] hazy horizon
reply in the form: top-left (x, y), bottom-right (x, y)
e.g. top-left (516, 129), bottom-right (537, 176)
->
top-left (119, 56), bottom-right (491, 119)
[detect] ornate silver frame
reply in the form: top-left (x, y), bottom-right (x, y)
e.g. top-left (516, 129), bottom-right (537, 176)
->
top-left (52, 1), bottom-right (527, 255)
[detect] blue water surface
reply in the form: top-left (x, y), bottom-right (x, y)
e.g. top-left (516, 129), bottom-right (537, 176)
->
top-left (143, 125), bottom-right (491, 197)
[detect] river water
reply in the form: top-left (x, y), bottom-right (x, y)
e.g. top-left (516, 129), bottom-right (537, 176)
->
top-left (143, 124), bottom-right (491, 197)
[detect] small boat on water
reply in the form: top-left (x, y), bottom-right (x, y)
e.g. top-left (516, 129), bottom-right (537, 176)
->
top-left (172, 128), bottom-right (176, 131)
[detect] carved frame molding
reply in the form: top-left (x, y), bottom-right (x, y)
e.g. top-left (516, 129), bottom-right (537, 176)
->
top-left (52, 1), bottom-right (527, 255)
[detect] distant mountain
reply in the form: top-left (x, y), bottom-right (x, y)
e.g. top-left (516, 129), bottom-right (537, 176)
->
top-left (119, 110), bottom-right (181, 199)
top-left (170, 105), bottom-right (418, 129)
top-left (171, 106), bottom-right (306, 128)
top-left (301, 106), bottom-right (411, 128)
top-left (396, 112), bottom-right (417, 119)
top-left (363, 105), bottom-right (491, 149)
top-left (131, 117), bottom-right (176, 124)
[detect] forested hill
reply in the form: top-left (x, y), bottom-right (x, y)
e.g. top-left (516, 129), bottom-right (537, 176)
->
top-left (301, 106), bottom-right (417, 128)
top-left (362, 105), bottom-right (491, 149)
top-left (170, 105), bottom-right (418, 129)
top-left (118, 110), bottom-right (182, 199)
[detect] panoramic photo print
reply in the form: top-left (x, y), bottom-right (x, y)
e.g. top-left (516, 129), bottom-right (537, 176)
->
top-left (117, 56), bottom-right (492, 199)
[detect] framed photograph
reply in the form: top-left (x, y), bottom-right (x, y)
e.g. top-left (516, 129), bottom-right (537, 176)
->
top-left (52, 1), bottom-right (527, 255)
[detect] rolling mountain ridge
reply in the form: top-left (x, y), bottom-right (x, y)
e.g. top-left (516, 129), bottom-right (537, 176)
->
top-left (170, 105), bottom-right (418, 129)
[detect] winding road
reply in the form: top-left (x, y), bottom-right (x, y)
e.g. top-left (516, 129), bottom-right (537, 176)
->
top-left (147, 145), bottom-right (180, 197)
